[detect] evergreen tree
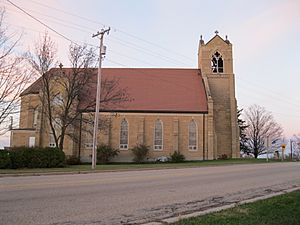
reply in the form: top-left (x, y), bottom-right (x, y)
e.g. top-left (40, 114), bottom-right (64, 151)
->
top-left (237, 108), bottom-right (249, 154)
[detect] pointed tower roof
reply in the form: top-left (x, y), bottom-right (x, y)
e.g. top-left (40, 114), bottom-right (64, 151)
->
top-left (205, 31), bottom-right (231, 46)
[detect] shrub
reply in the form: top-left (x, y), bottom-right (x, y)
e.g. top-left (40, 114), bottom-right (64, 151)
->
top-left (219, 154), bottom-right (228, 160)
top-left (45, 148), bottom-right (65, 167)
top-left (170, 151), bottom-right (185, 163)
top-left (66, 155), bottom-right (81, 165)
top-left (3, 147), bottom-right (66, 169)
top-left (23, 147), bottom-right (46, 168)
top-left (131, 144), bottom-right (150, 163)
top-left (0, 150), bottom-right (11, 169)
top-left (9, 148), bottom-right (25, 169)
top-left (97, 144), bottom-right (119, 164)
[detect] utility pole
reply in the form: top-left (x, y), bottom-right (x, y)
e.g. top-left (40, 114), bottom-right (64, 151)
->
top-left (91, 27), bottom-right (110, 169)
top-left (290, 139), bottom-right (293, 160)
top-left (266, 136), bottom-right (269, 162)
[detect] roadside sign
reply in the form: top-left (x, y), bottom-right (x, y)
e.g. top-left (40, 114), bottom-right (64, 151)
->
top-left (281, 144), bottom-right (286, 161)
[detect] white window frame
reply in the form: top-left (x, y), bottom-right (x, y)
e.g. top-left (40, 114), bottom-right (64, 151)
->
top-left (153, 119), bottom-right (163, 151)
top-left (188, 120), bottom-right (198, 151)
top-left (29, 136), bottom-right (35, 147)
top-left (119, 118), bottom-right (129, 150)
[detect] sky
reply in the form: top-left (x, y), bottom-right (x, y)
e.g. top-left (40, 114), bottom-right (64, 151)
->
top-left (1, 0), bottom-right (300, 148)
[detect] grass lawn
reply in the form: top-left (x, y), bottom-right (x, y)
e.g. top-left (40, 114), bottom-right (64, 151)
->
top-left (173, 189), bottom-right (300, 225)
top-left (0, 158), bottom-right (286, 175)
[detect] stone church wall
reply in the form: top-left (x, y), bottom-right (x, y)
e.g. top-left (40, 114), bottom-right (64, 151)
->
top-left (79, 113), bottom-right (206, 162)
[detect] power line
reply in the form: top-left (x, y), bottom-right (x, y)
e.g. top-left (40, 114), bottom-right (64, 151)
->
top-left (5, 9), bottom-right (95, 37)
top-left (6, 5), bottom-right (189, 67)
top-left (5, 3), bottom-right (191, 67)
top-left (24, 0), bottom-right (106, 27)
top-left (238, 86), bottom-right (300, 112)
top-left (108, 49), bottom-right (158, 66)
top-left (237, 77), bottom-right (300, 109)
top-left (6, 0), bottom-right (76, 44)
top-left (5, 5), bottom-right (95, 34)
top-left (105, 58), bottom-right (128, 67)
top-left (237, 76), bottom-right (300, 104)
top-left (238, 90), bottom-right (300, 117)
top-left (24, 0), bottom-right (195, 61)
top-left (6, 19), bottom-right (161, 67)
top-left (109, 36), bottom-right (191, 66)
top-left (5, 22), bottom-right (94, 49)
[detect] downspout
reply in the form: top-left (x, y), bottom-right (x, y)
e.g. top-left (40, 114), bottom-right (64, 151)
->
top-left (203, 114), bottom-right (205, 161)
top-left (39, 91), bottom-right (45, 147)
top-left (78, 112), bottom-right (83, 160)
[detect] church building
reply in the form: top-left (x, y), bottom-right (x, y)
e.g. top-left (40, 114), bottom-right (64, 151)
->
top-left (10, 33), bottom-right (240, 162)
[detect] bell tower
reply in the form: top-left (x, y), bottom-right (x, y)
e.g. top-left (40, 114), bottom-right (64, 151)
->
top-left (198, 31), bottom-right (239, 159)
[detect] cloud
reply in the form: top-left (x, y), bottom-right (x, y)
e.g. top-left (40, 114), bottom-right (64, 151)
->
top-left (232, 0), bottom-right (300, 60)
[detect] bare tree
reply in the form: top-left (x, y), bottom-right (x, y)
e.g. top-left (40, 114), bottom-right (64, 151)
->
top-left (294, 134), bottom-right (300, 148)
top-left (28, 32), bottom-right (57, 78)
top-left (0, 8), bottom-right (33, 134)
top-left (244, 104), bottom-right (283, 158)
top-left (29, 33), bottom-right (130, 151)
top-left (291, 134), bottom-right (300, 160)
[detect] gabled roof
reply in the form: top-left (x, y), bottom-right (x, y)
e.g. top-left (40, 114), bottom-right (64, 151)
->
top-left (20, 77), bottom-right (42, 96)
top-left (205, 34), bottom-right (231, 46)
top-left (21, 68), bottom-right (208, 113)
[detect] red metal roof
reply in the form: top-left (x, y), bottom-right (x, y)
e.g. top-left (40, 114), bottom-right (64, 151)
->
top-left (21, 68), bottom-right (208, 113)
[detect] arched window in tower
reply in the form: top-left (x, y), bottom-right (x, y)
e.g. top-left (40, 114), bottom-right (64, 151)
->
top-left (154, 119), bottom-right (163, 150)
top-left (120, 119), bottom-right (128, 150)
top-left (211, 51), bottom-right (224, 73)
top-left (188, 120), bottom-right (197, 150)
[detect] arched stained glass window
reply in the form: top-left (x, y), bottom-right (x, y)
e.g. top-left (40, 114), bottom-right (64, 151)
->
top-left (211, 51), bottom-right (223, 73)
top-left (120, 119), bottom-right (128, 150)
top-left (154, 120), bottom-right (163, 150)
top-left (188, 120), bottom-right (197, 150)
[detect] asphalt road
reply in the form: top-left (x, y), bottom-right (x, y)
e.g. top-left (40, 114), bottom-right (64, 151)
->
top-left (1, 162), bottom-right (300, 225)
